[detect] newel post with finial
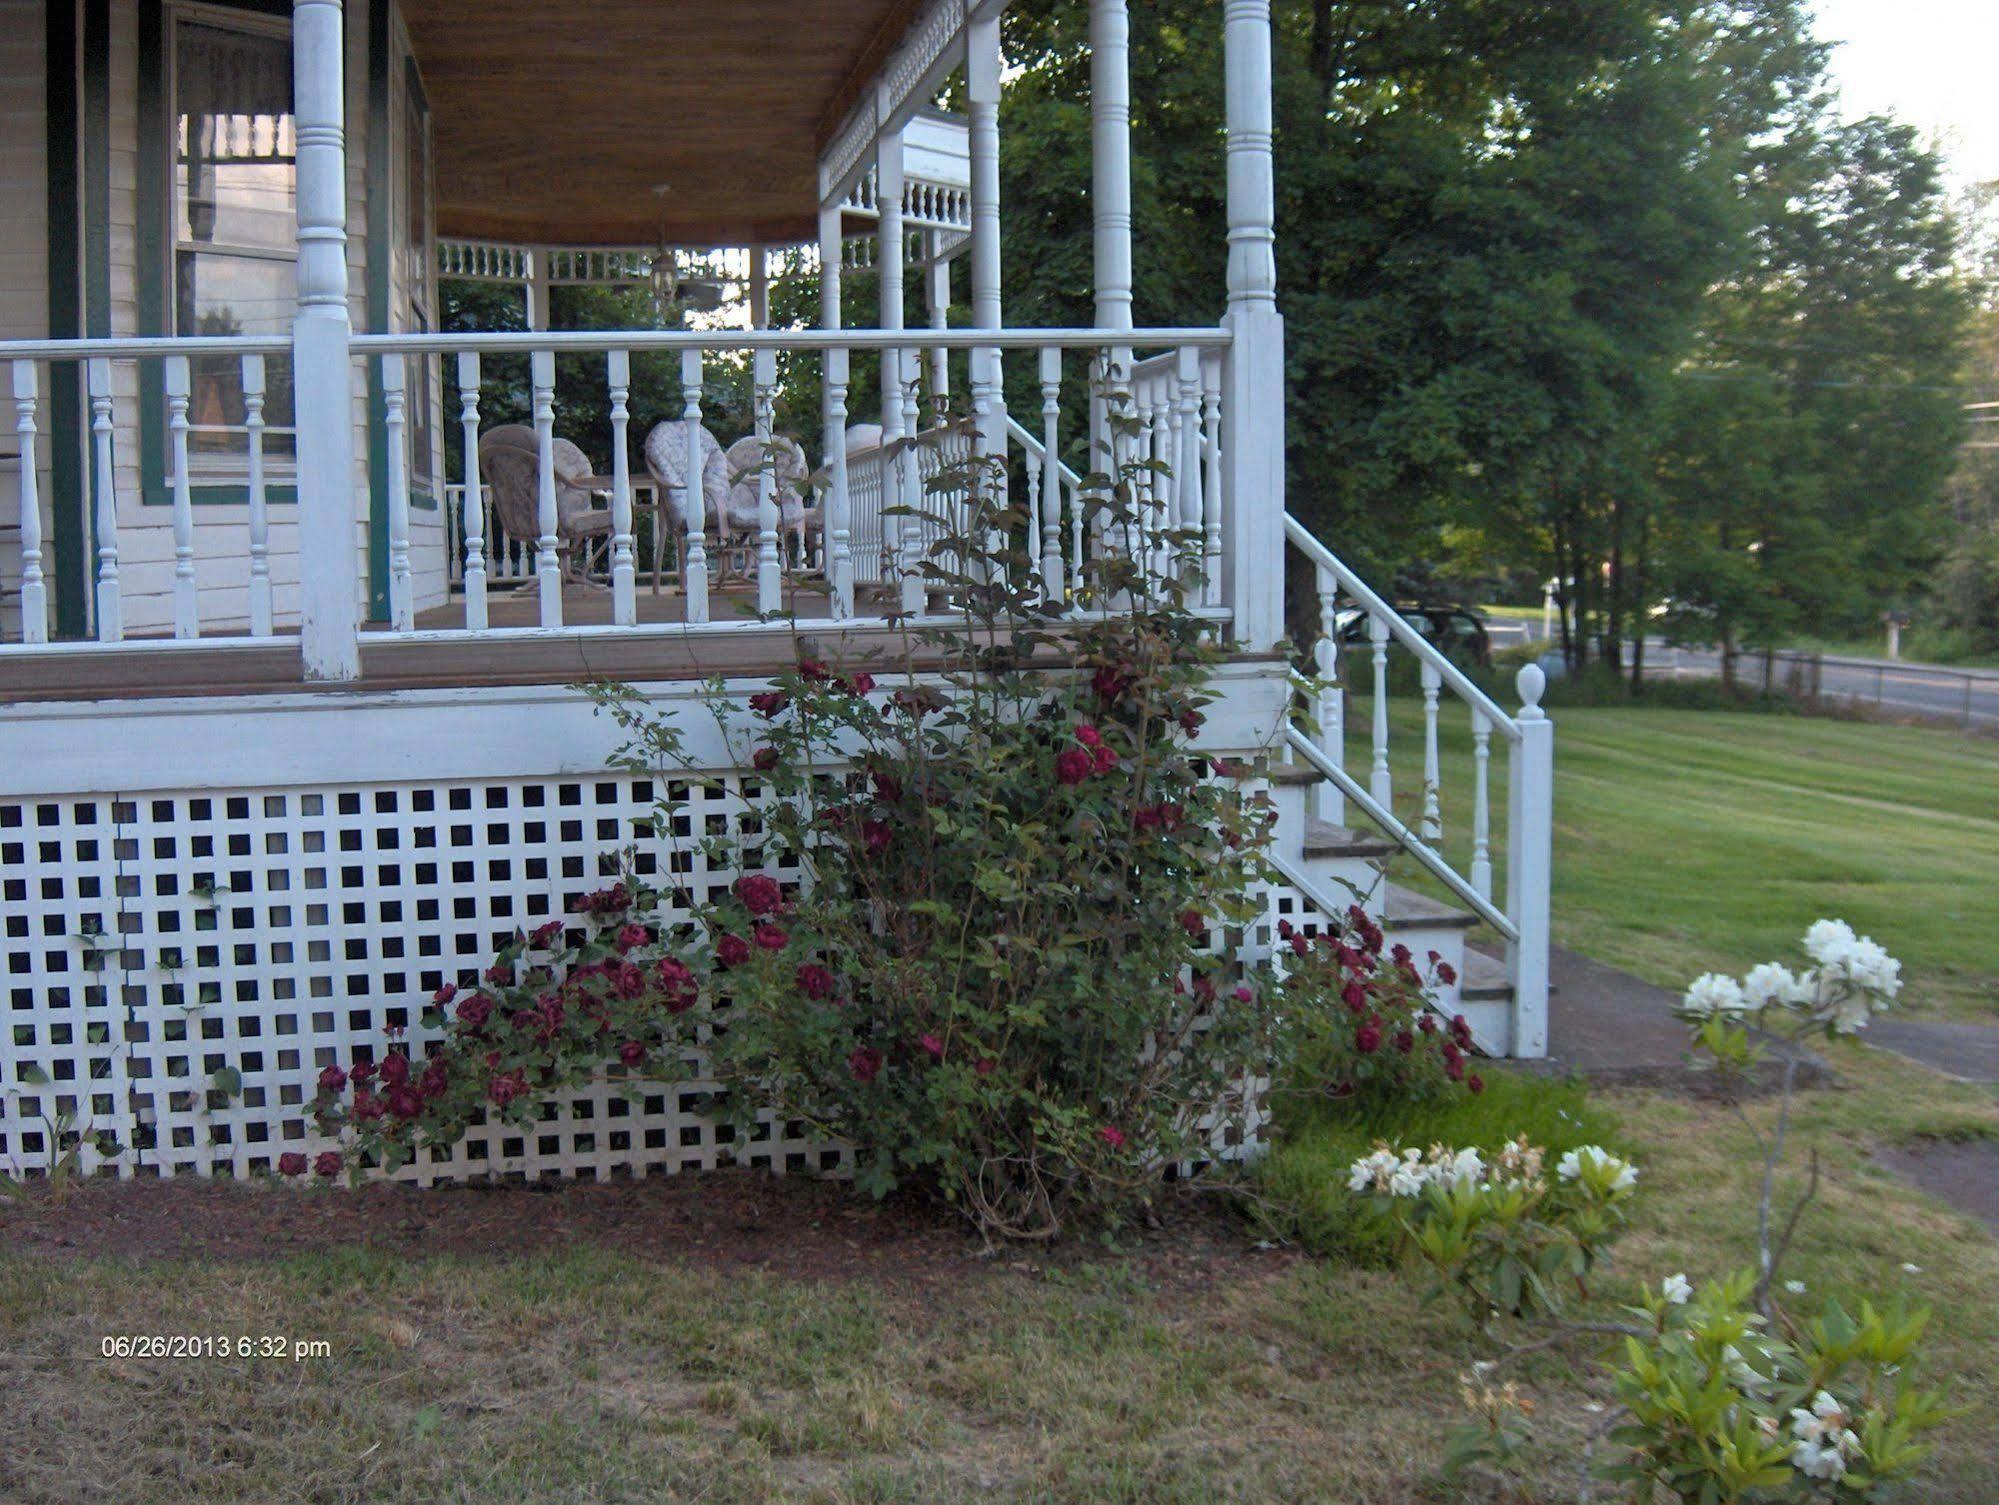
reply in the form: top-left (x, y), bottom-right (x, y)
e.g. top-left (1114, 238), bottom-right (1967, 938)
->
top-left (1505, 662), bottom-right (1553, 1058)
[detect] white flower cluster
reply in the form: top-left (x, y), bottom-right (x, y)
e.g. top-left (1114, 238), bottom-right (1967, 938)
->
top-left (1347, 1143), bottom-right (1486, 1197)
top-left (1556, 1144), bottom-right (1639, 1193)
top-left (1678, 920), bottom-right (1901, 1035)
top-left (1790, 1390), bottom-right (1863, 1481)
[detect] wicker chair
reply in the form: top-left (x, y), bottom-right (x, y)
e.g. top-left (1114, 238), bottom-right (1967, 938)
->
top-left (476, 424), bottom-right (614, 578)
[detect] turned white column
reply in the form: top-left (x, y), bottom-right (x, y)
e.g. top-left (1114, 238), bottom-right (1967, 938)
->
top-left (292, 0), bottom-right (360, 679)
top-left (748, 244), bottom-right (770, 331)
top-left (925, 234), bottom-right (951, 407)
top-left (1219, 0), bottom-right (1285, 651)
top-left (877, 125), bottom-right (920, 612)
top-left (819, 202), bottom-right (854, 617)
top-left (966, 10), bottom-right (1007, 554)
top-left (1090, 0), bottom-right (1134, 335)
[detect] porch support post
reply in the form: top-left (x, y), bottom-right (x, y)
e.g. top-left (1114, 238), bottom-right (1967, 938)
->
top-left (1090, 0), bottom-right (1133, 335)
top-left (925, 233), bottom-right (950, 408)
top-left (292, 0), bottom-right (360, 680)
top-left (525, 248), bottom-right (550, 331)
top-left (966, 10), bottom-right (1006, 545)
top-left (748, 244), bottom-right (770, 330)
top-left (820, 201), bottom-right (853, 618)
top-left (877, 125), bottom-right (920, 612)
top-left (1219, 0), bottom-right (1284, 652)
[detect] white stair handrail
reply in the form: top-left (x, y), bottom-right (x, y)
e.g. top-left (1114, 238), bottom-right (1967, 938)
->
top-left (1284, 512), bottom-right (1519, 741)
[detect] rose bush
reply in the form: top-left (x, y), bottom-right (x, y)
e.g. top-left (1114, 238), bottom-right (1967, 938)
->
top-left (1273, 906), bottom-right (1482, 1109)
top-left (314, 397), bottom-right (1293, 1239)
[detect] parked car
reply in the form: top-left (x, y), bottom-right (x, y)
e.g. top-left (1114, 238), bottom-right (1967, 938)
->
top-left (1335, 603), bottom-right (1493, 669)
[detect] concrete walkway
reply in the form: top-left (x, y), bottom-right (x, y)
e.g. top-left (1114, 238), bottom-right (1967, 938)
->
top-left (1863, 1018), bottom-right (1999, 1085)
top-left (1509, 944), bottom-right (1826, 1087)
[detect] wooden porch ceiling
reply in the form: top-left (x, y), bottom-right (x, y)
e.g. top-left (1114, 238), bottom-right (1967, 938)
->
top-left (400, 0), bottom-right (929, 249)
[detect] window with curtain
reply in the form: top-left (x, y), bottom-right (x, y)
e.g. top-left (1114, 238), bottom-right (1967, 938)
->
top-left (172, 6), bottom-right (297, 466)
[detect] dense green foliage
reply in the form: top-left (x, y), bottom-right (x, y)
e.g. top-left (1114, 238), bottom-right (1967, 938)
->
top-left (992, 0), bottom-right (1976, 666)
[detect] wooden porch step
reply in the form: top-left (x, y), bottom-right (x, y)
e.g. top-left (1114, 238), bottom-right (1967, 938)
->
top-left (1460, 949), bottom-right (1514, 1003)
top-left (1300, 816), bottom-right (1396, 862)
top-left (1380, 880), bottom-right (1478, 932)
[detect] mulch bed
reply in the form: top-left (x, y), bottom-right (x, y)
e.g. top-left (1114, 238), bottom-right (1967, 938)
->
top-left (0, 1170), bottom-right (1292, 1292)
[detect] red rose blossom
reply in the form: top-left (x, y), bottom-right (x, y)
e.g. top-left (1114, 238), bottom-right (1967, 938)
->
top-left (1091, 666), bottom-right (1129, 703)
top-left (351, 1090), bottom-right (384, 1123)
top-left (488, 1072), bottom-right (526, 1107)
top-left (617, 1040), bottom-right (646, 1067)
top-left (920, 1033), bottom-right (945, 1060)
top-left (754, 923), bottom-right (789, 951)
top-left (1393, 1029), bottom-right (1415, 1055)
top-left (656, 957), bottom-right (698, 1013)
top-left (277, 1152), bottom-right (308, 1177)
top-left (1056, 747), bottom-right (1093, 786)
top-left (1099, 1125), bottom-right (1127, 1149)
top-left (615, 923), bottom-right (650, 953)
top-left (317, 1064), bottom-right (347, 1095)
top-left (861, 818), bottom-right (891, 855)
top-left (796, 964), bottom-right (834, 999)
top-left (313, 1150), bottom-right (342, 1178)
top-left (1354, 1023), bottom-right (1382, 1055)
top-left (1437, 961), bottom-right (1458, 986)
top-left (486, 963), bottom-right (514, 986)
top-left (532, 919), bottom-right (567, 948)
top-left (715, 933), bottom-right (751, 968)
top-left (1178, 708), bottom-right (1204, 735)
top-left (749, 690), bottom-right (789, 718)
top-left (432, 982), bottom-right (457, 1006)
top-left (1075, 724), bottom-right (1103, 748)
top-left (1092, 743), bottom-right (1117, 774)
top-left (735, 874), bottom-right (783, 916)
top-left (975, 1057), bottom-right (996, 1076)
top-left (1467, 1073), bottom-right (1485, 1095)
top-left (841, 672), bottom-right (876, 695)
top-left (753, 747), bottom-right (779, 772)
top-left (848, 1045), bottom-right (883, 1083)
top-left (456, 993), bottom-right (493, 1029)
top-left (1178, 910), bottom-right (1206, 939)
top-left (797, 656), bottom-right (830, 682)
top-left (870, 769), bottom-right (903, 804)
top-left (385, 1084), bottom-right (422, 1120)
top-left (378, 1052), bottom-right (410, 1088)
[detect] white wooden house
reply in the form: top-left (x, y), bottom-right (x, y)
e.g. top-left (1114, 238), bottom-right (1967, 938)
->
top-left (0, 0), bottom-right (1554, 1183)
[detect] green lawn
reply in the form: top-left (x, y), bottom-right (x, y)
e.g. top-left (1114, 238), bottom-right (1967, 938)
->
top-left (1368, 699), bottom-right (1999, 1022)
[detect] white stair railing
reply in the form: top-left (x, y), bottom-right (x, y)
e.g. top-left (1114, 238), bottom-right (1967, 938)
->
top-left (1283, 512), bottom-right (1553, 1057)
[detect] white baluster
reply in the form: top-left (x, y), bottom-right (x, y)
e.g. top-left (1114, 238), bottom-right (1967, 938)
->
top-left (11, 361), bottom-right (45, 643)
top-left (1419, 659), bottom-right (1442, 842)
top-left (1314, 564), bottom-right (1343, 824)
top-left (382, 353), bottom-right (413, 631)
top-left (1201, 356), bottom-right (1223, 606)
top-left (243, 355), bottom-right (272, 636)
top-left (1369, 614), bottom-right (1391, 808)
top-left (530, 348), bottom-right (562, 626)
top-left (1038, 346), bottom-right (1064, 601)
top-left (1175, 345), bottom-right (1203, 589)
top-left (1470, 708), bottom-right (1493, 900)
top-left (164, 355), bottom-right (198, 638)
top-left (825, 346), bottom-right (852, 617)
top-left (902, 359), bottom-right (928, 591)
top-left (681, 348), bottom-right (709, 624)
top-left (86, 359), bottom-right (122, 640)
top-left (456, 351), bottom-right (488, 630)
top-left (753, 347), bottom-right (780, 615)
top-left (607, 349), bottom-right (635, 625)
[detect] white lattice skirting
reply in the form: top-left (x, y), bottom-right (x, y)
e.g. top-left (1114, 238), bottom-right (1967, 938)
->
top-left (0, 668), bottom-right (1292, 1183)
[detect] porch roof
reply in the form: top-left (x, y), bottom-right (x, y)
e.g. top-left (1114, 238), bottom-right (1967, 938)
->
top-left (401, 0), bottom-right (929, 248)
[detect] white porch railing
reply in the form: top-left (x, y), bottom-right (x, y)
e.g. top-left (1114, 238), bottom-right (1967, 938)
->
top-left (351, 326), bottom-right (1235, 633)
top-left (1283, 513), bottom-right (1554, 1056)
top-left (0, 334), bottom-right (293, 647)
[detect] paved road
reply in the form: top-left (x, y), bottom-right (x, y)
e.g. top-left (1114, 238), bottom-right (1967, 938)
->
top-left (1480, 618), bottom-right (1999, 729)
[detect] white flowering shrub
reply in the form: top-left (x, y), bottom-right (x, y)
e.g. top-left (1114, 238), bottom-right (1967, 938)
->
top-left (1605, 1271), bottom-right (1952, 1501)
top-left (1678, 919), bottom-right (1902, 1045)
top-left (1349, 1136), bottom-right (1639, 1320)
top-left (1385, 923), bottom-right (1953, 1498)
